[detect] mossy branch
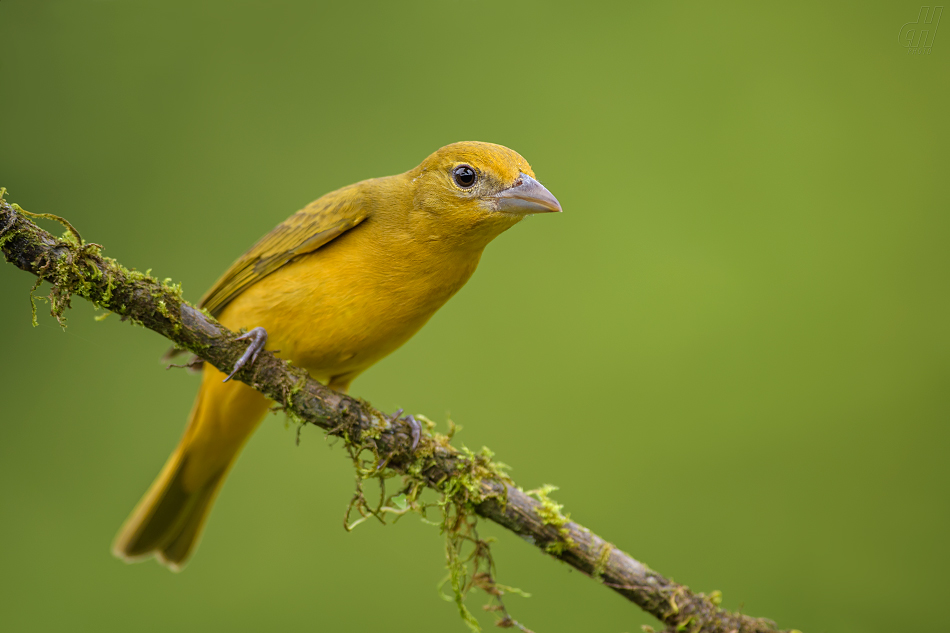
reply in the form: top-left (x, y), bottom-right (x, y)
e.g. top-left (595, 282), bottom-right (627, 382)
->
top-left (0, 195), bottom-right (796, 633)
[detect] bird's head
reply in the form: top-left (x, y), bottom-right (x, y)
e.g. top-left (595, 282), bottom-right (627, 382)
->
top-left (404, 141), bottom-right (561, 249)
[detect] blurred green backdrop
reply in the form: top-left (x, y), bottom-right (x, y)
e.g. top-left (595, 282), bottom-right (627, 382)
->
top-left (1, 2), bottom-right (947, 632)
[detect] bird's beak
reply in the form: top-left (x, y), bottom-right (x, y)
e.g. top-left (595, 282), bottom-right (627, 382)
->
top-left (490, 173), bottom-right (562, 215)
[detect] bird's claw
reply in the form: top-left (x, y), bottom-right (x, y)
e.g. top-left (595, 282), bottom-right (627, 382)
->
top-left (223, 326), bottom-right (268, 382)
top-left (405, 414), bottom-right (421, 451)
top-left (384, 409), bottom-right (421, 454)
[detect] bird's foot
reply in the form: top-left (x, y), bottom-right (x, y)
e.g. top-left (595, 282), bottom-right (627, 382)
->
top-left (223, 326), bottom-right (268, 382)
top-left (405, 414), bottom-right (421, 451)
top-left (375, 411), bottom-right (422, 472)
top-left (391, 409), bottom-right (421, 450)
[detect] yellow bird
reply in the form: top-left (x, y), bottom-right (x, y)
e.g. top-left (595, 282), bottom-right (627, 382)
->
top-left (112, 141), bottom-right (561, 570)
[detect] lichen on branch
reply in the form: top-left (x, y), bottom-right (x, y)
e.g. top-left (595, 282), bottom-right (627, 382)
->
top-left (0, 192), bottom-right (794, 633)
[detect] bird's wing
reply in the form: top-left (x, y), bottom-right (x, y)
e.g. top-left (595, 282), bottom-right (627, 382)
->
top-left (199, 186), bottom-right (368, 317)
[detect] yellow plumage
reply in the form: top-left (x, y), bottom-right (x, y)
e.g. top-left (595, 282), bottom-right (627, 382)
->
top-left (113, 141), bottom-right (561, 569)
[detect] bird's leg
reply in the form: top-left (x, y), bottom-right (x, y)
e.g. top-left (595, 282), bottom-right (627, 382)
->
top-left (223, 326), bottom-right (268, 382)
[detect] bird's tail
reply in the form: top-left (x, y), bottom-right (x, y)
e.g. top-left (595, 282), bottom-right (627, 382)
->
top-left (112, 367), bottom-right (269, 570)
top-left (111, 443), bottom-right (228, 570)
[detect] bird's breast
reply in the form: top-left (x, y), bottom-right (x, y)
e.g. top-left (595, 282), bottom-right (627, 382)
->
top-left (217, 224), bottom-right (481, 379)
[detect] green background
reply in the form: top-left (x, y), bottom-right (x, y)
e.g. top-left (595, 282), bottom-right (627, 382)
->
top-left (1, 2), bottom-right (947, 632)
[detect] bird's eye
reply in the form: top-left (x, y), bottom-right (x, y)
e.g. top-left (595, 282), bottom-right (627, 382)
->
top-left (452, 165), bottom-right (477, 189)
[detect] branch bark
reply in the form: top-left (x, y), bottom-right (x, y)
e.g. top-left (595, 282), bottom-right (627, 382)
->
top-left (0, 197), bottom-right (794, 633)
